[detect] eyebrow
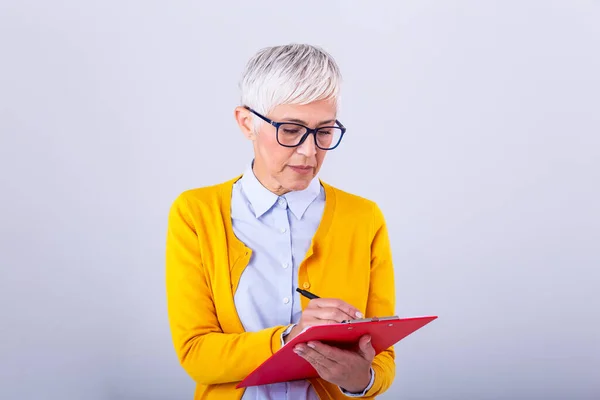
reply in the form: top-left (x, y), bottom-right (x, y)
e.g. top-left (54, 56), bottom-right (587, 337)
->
top-left (283, 118), bottom-right (337, 126)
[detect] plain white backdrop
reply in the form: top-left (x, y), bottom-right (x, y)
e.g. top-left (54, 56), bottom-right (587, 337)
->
top-left (1, 1), bottom-right (599, 399)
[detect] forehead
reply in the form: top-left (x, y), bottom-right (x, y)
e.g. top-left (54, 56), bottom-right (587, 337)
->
top-left (270, 99), bottom-right (337, 125)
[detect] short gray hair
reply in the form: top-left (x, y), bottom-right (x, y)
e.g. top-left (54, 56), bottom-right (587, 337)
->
top-left (239, 43), bottom-right (342, 127)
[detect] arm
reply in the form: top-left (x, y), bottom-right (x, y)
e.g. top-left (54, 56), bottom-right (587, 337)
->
top-left (293, 202), bottom-right (397, 397)
top-left (166, 194), bottom-right (289, 386)
top-left (363, 203), bottom-right (396, 397)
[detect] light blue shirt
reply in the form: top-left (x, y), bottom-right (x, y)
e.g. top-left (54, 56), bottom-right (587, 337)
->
top-left (231, 164), bottom-right (374, 400)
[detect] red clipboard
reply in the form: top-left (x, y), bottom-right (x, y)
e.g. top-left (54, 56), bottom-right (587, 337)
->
top-left (236, 315), bottom-right (437, 388)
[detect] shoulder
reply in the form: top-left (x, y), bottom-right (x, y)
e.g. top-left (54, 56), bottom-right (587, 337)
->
top-left (321, 181), bottom-right (386, 225)
top-left (324, 182), bottom-right (375, 208)
top-left (169, 175), bottom-right (241, 215)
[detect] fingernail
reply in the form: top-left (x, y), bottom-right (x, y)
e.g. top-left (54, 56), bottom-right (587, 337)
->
top-left (307, 343), bottom-right (315, 349)
top-left (294, 346), bottom-right (302, 353)
top-left (355, 311), bottom-right (364, 318)
top-left (366, 335), bottom-right (372, 343)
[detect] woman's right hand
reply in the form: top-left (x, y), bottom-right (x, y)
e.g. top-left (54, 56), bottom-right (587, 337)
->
top-left (283, 298), bottom-right (364, 344)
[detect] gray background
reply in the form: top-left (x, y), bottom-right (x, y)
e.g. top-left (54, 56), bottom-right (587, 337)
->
top-left (1, 1), bottom-right (599, 399)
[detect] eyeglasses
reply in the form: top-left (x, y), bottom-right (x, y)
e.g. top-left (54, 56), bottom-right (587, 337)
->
top-left (244, 106), bottom-right (346, 150)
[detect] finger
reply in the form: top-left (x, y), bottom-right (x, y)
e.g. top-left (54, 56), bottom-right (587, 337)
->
top-left (294, 343), bottom-right (338, 370)
top-left (306, 341), bottom-right (350, 363)
top-left (309, 298), bottom-right (364, 320)
top-left (357, 335), bottom-right (376, 361)
top-left (301, 307), bottom-right (348, 325)
top-left (294, 350), bottom-right (334, 382)
top-left (313, 307), bottom-right (356, 324)
top-left (306, 305), bottom-right (359, 323)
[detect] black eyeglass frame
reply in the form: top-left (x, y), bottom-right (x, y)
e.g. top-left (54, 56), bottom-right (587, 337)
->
top-left (244, 106), bottom-right (346, 150)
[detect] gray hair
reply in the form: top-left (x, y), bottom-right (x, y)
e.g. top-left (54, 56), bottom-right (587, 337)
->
top-left (239, 43), bottom-right (342, 129)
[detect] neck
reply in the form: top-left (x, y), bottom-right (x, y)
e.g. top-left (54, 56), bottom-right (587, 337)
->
top-left (252, 161), bottom-right (290, 196)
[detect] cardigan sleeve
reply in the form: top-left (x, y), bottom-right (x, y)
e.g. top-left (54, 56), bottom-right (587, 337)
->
top-left (166, 194), bottom-right (289, 385)
top-left (363, 203), bottom-right (397, 397)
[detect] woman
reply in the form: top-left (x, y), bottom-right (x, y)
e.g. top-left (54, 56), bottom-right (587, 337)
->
top-left (166, 43), bottom-right (396, 399)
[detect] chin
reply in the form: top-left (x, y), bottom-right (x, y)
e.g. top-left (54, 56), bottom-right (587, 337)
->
top-left (279, 167), bottom-right (317, 192)
top-left (285, 178), bottom-right (312, 192)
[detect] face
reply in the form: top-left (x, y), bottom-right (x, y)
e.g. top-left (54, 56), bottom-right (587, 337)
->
top-left (235, 99), bottom-right (337, 195)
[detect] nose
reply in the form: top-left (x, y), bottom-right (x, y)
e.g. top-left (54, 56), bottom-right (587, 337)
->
top-left (296, 133), bottom-right (317, 157)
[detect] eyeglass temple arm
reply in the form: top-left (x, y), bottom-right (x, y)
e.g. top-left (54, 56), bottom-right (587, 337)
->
top-left (244, 106), bottom-right (277, 127)
top-left (246, 106), bottom-right (345, 131)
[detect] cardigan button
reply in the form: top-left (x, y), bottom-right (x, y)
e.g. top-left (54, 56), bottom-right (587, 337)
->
top-left (302, 282), bottom-right (310, 289)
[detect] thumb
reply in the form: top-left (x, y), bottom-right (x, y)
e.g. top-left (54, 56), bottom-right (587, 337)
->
top-left (358, 335), bottom-right (375, 360)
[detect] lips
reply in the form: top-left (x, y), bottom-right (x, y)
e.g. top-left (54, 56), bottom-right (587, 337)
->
top-left (289, 165), bottom-right (313, 170)
top-left (288, 165), bottom-right (314, 174)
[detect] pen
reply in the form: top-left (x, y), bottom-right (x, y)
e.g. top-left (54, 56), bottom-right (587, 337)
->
top-left (296, 287), bottom-right (320, 300)
top-left (295, 288), bottom-right (366, 322)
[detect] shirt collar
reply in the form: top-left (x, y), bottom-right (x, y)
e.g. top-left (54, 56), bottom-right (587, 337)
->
top-left (239, 162), bottom-right (321, 220)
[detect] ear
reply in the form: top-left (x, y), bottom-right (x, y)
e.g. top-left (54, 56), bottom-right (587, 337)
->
top-left (234, 106), bottom-right (257, 141)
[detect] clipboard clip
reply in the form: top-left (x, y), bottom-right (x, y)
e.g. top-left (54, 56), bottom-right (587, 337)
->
top-left (341, 316), bottom-right (399, 324)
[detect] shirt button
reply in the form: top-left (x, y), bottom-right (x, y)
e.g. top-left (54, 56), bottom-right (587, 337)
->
top-left (278, 198), bottom-right (286, 207)
top-left (303, 282), bottom-right (310, 289)
top-left (280, 227), bottom-right (287, 233)
top-left (283, 297), bottom-right (290, 304)
top-left (282, 262), bottom-right (289, 269)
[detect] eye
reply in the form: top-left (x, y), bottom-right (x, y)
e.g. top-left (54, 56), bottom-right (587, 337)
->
top-left (317, 129), bottom-right (332, 135)
top-left (282, 127), bottom-right (302, 134)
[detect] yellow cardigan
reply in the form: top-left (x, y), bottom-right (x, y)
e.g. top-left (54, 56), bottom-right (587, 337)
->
top-left (166, 176), bottom-right (396, 399)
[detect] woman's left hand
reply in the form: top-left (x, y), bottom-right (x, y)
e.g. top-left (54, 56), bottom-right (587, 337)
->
top-left (293, 334), bottom-right (374, 394)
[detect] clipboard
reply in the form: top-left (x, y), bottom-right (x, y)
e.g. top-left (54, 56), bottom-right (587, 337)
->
top-left (236, 315), bottom-right (437, 388)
